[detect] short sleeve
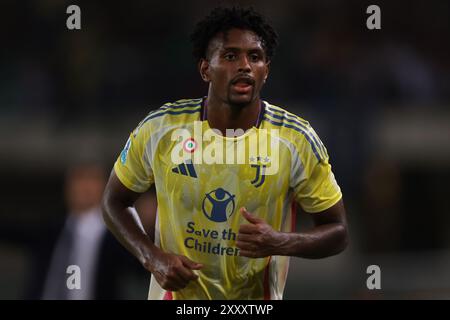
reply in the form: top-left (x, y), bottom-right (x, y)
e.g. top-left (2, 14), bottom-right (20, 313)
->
top-left (114, 124), bottom-right (154, 193)
top-left (291, 130), bottom-right (342, 213)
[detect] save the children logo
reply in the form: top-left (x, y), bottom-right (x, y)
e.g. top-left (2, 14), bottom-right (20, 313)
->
top-left (202, 188), bottom-right (236, 222)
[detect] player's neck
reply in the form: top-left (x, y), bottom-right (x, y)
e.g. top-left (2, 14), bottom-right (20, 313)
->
top-left (204, 95), bottom-right (261, 136)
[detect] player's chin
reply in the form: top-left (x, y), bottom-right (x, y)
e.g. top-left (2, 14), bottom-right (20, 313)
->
top-left (228, 93), bottom-right (254, 107)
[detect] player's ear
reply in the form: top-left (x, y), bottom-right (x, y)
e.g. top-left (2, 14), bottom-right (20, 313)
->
top-left (199, 58), bottom-right (210, 83)
top-left (263, 60), bottom-right (271, 83)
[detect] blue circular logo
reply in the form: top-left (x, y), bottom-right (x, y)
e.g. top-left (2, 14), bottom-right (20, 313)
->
top-left (202, 188), bottom-right (236, 222)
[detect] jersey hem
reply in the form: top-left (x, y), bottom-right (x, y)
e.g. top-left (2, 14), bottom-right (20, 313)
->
top-left (114, 162), bottom-right (149, 193)
top-left (301, 192), bottom-right (343, 213)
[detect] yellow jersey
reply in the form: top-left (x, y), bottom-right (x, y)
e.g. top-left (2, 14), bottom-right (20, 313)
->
top-left (114, 97), bottom-right (342, 300)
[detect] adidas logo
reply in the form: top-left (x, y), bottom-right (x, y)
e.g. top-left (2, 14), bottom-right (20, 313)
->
top-left (172, 162), bottom-right (197, 178)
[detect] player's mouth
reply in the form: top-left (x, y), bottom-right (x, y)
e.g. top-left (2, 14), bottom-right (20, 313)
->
top-left (230, 76), bottom-right (255, 94)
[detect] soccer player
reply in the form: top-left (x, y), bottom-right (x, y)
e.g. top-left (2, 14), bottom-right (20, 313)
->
top-left (102, 6), bottom-right (348, 300)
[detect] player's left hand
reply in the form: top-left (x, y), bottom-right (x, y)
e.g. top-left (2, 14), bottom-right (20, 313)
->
top-left (236, 207), bottom-right (288, 258)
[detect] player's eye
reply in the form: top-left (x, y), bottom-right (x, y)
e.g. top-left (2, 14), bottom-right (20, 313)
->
top-left (224, 53), bottom-right (236, 61)
top-left (249, 53), bottom-right (262, 62)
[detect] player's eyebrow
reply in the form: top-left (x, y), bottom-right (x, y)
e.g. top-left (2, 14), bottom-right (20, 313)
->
top-left (221, 46), bottom-right (264, 53)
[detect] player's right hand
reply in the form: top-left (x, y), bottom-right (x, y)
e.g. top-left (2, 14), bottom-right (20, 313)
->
top-left (144, 250), bottom-right (203, 291)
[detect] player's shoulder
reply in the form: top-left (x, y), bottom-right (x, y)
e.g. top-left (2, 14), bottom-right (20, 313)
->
top-left (262, 100), bottom-right (314, 136)
top-left (135, 98), bottom-right (203, 132)
top-left (262, 101), bottom-right (327, 160)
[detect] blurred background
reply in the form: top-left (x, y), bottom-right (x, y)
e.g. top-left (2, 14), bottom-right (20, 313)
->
top-left (0, 0), bottom-right (449, 299)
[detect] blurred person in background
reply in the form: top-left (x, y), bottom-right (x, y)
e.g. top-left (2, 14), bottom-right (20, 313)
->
top-left (24, 163), bottom-right (155, 300)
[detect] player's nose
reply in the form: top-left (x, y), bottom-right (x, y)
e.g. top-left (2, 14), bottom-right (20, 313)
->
top-left (237, 55), bottom-right (251, 73)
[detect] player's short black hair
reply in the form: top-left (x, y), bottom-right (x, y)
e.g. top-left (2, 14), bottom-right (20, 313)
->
top-left (190, 6), bottom-right (278, 62)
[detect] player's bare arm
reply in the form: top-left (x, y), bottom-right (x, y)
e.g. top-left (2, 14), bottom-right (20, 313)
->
top-left (102, 171), bottom-right (203, 291)
top-left (236, 200), bottom-right (348, 259)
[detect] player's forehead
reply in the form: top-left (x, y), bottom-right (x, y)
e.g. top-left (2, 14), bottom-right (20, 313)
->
top-left (207, 28), bottom-right (264, 56)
